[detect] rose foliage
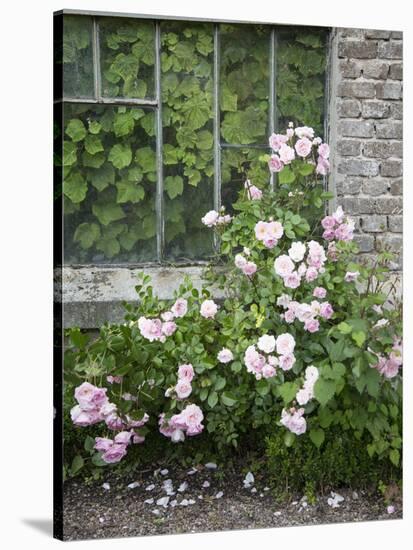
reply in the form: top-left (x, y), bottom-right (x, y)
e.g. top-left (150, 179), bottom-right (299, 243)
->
top-left (64, 124), bottom-right (402, 478)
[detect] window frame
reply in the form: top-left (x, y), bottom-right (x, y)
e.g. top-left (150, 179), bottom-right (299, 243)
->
top-left (55, 10), bottom-right (332, 268)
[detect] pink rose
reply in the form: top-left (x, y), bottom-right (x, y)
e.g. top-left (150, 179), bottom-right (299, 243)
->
top-left (263, 236), bottom-right (278, 249)
top-left (266, 221), bottom-right (284, 240)
top-left (70, 405), bottom-right (101, 427)
top-left (318, 143), bottom-right (330, 159)
top-left (279, 144), bottom-right (295, 164)
top-left (94, 437), bottom-right (113, 452)
top-left (262, 365), bottom-right (276, 379)
top-left (162, 321), bottom-right (177, 336)
top-left (335, 223), bottom-right (354, 242)
top-left (316, 156), bottom-right (330, 175)
top-left (268, 154), bottom-right (284, 173)
top-left (245, 181), bottom-right (263, 200)
top-left (201, 210), bottom-right (219, 227)
top-left (132, 432), bottom-right (145, 444)
top-left (295, 126), bottom-right (314, 139)
top-left (200, 299), bottom-right (218, 319)
top-left (284, 271), bottom-right (301, 289)
top-left (161, 310), bottom-right (174, 322)
top-left (138, 317), bottom-right (163, 342)
top-left (320, 302), bottom-right (334, 319)
top-left (269, 133), bottom-right (288, 151)
top-left (106, 375), bottom-right (122, 384)
top-left (332, 206), bottom-right (345, 224)
top-left (101, 443), bottom-right (128, 463)
top-left (284, 309), bottom-right (296, 323)
top-left (235, 253), bottom-right (247, 268)
top-left (304, 318), bottom-right (320, 333)
top-left (181, 404), bottom-right (204, 435)
top-left (105, 412), bottom-right (125, 431)
top-left (276, 333), bottom-right (296, 355)
top-left (321, 216), bottom-right (336, 230)
top-left (242, 261), bottom-right (258, 276)
top-left (313, 287), bottom-right (327, 299)
top-left (175, 379), bottom-right (192, 400)
top-left (114, 431), bottom-right (133, 445)
top-left (274, 255), bottom-right (295, 277)
top-left (178, 363), bottom-right (195, 382)
top-left (74, 382), bottom-right (108, 411)
top-left (171, 298), bottom-right (188, 318)
top-left (255, 221), bottom-right (268, 241)
top-left (295, 137), bottom-right (312, 158)
top-left (305, 267), bottom-right (318, 282)
top-left (218, 348), bottom-right (234, 363)
top-left (322, 229), bottom-right (335, 241)
top-left (344, 271), bottom-right (359, 282)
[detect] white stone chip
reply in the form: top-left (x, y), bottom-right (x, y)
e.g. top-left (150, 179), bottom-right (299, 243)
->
top-left (180, 499), bottom-right (189, 506)
top-left (178, 481), bottom-right (188, 492)
top-left (144, 498), bottom-right (154, 505)
top-left (250, 487), bottom-right (257, 493)
top-left (160, 469), bottom-right (169, 476)
top-left (187, 467), bottom-right (198, 475)
top-left (127, 482), bottom-right (140, 489)
top-left (327, 492), bottom-right (344, 508)
top-left (145, 484), bottom-right (155, 491)
top-left (215, 491), bottom-right (224, 499)
top-left (202, 481), bottom-right (210, 488)
top-left (102, 483), bottom-right (110, 490)
top-left (156, 496), bottom-right (170, 508)
top-left (205, 462), bottom-right (217, 469)
top-left (152, 509), bottom-right (160, 516)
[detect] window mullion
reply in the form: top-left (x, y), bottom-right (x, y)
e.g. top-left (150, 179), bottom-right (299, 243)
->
top-left (155, 21), bottom-right (164, 263)
top-left (213, 23), bottom-right (221, 253)
top-left (269, 27), bottom-right (278, 190)
top-left (92, 17), bottom-right (102, 100)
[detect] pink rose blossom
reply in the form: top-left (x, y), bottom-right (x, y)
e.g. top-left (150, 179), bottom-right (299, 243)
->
top-left (201, 210), bottom-right (219, 227)
top-left (138, 317), bottom-right (163, 342)
top-left (178, 363), bottom-right (195, 382)
top-left (320, 302), bottom-right (334, 319)
top-left (322, 229), bottom-right (335, 241)
top-left (175, 379), bottom-right (192, 400)
top-left (106, 375), bottom-right (122, 384)
top-left (242, 261), bottom-right (258, 276)
top-left (161, 310), bottom-right (174, 322)
top-left (162, 321), bottom-right (177, 336)
top-left (268, 154), bottom-right (284, 173)
top-left (295, 126), bottom-right (314, 139)
top-left (218, 348), bottom-right (234, 363)
top-left (262, 365), bottom-right (277, 379)
top-left (114, 431), bottom-right (133, 445)
top-left (200, 299), bottom-right (218, 319)
top-left (321, 216), bottom-right (336, 230)
top-left (279, 351), bottom-right (296, 369)
top-left (255, 221), bottom-right (269, 241)
top-left (274, 255), bottom-right (295, 277)
top-left (318, 143), bottom-right (330, 159)
top-left (245, 180), bottom-right (263, 200)
top-left (313, 287), bottom-right (327, 299)
top-left (94, 437), bottom-right (113, 452)
top-left (316, 156), bottom-right (330, 175)
top-left (257, 334), bottom-right (276, 354)
top-left (304, 318), bottom-right (320, 333)
top-left (277, 294), bottom-right (291, 308)
top-left (235, 253), bottom-right (247, 268)
top-left (269, 133), bottom-right (288, 151)
top-left (171, 298), bottom-right (188, 318)
top-left (74, 382), bottom-right (108, 412)
top-left (295, 137), bottom-right (312, 158)
top-left (344, 271), bottom-right (359, 282)
top-left (284, 272), bottom-right (301, 289)
top-left (284, 309), bottom-right (296, 323)
top-left (70, 405), bottom-right (102, 427)
top-left (181, 404), bottom-right (204, 435)
top-left (276, 333), bottom-right (296, 355)
top-left (332, 206), bottom-right (345, 224)
top-left (288, 241), bottom-right (306, 262)
top-left (263, 235), bottom-right (278, 249)
top-left (279, 144), bottom-right (295, 164)
top-left (132, 432), bottom-right (145, 444)
top-left (267, 221), bottom-right (284, 239)
top-left (105, 412), bottom-right (125, 431)
top-left (101, 443), bottom-right (128, 464)
top-left (244, 345), bottom-right (266, 378)
top-left (305, 267), bottom-right (318, 282)
top-left (280, 407), bottom-right (307, 435)
top-left (297, 262), bottom-right (307, 276)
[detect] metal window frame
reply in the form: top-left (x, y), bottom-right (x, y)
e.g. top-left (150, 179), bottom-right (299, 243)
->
top-left (56, 12), bottom-right (331, 267)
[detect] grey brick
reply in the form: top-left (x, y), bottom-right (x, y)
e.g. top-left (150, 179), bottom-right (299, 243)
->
top-left (365, 29), bottom-right (391, 39)
top-left (390, 31), bottom-right (403, 40)
top-left (389, 63), bottom-right (403, 80)
top-left (378, 41), bottom-right (403, 59)
top-left (360, 60), bottom-right (389, 79)
top-left (338, 99), bottom-right (361, 118)
top-left (362, 179), bottom-right (390, 196)
top-left (338, 139), bottom-right (361, 156)
top-left (361, 215), bottom-right (387, 232)
top-left (339, 28), bottom-right (366, 39)
top-left (376, 121), bottom-right (403, 139)
top-left (388, 215), bottom-right (402, 232)
top-left (363, 141), bottom-right (403, 159)
top-left (339, 120), bottom-right (374, 138)
top-left (361, 100), bottom-right (390, 119)
top-left (354, 234), bottom-right (375, 252)
top-left (339, 60), bottom-right (361, 78)
top-left (390, 102), bottom-right (403, 119)
top-left (338, 159), bottom-right (380, 177)
top-left (338, 41), bottom-right (377, 59)
top-left (375, 196), bottom-right (403, 214)
top-left (341, 197), bottom-right (376, 214)
top-left (376, 233), bottom-right (402, 253)
top-left (380, 160), bottom-right (403, 177)
top-left (340, 177), bottom-right (363, 194)
top-left (376, 82), bottom-right (402, 100)
top-left (389, 179), bottom-right (402, 196)
top-left (338, 82), bottom-right (376, 99)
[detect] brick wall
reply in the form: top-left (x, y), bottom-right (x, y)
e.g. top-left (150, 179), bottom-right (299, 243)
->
top-left (330, 28), bottom-right (403, 269)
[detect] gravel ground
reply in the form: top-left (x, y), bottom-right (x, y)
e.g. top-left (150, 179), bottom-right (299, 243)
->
top-left (63, 465), bottom-right (402, 541)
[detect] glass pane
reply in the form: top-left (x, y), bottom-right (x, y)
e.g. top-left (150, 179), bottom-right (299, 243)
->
top-left (221, 147), bottom-right (269, 212)
top-left (161, 22), bottom-right (214, 261)
top-left (276, 29), bottom-right (328, 136)
top-left (62, 103), bottom-right (157, 264)
top-left (63, 16), bottom-right (94, 98)
top-left (220, 24), bottom-right (270, 145)
top-left (99, 18), bottom-right (156, 100)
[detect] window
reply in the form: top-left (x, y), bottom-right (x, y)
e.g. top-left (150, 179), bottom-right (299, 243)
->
top-left (55, 14), bottom-right (329, 265)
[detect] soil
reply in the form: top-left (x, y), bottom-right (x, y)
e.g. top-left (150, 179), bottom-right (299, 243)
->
top-left (63, 465), bottom-right (402, 541)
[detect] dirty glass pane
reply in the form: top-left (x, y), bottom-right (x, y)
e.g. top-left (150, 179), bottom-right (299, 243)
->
top-left (99, 18), bottom-right (156, 100)
top-left (161, 22), bottom-right (214, 261)
top-left (62, 103), bottom-right (157, 264)
top-left (221, 147), bottom-right (270, 212)
top-left (63, 16), bottom-right (94, 98)
top-left (220, 24), bottom-right (270, 145)
top-left (276, 29), bottom-right (328, 136)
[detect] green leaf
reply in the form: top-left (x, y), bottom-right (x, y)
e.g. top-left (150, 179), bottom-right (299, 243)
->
top-left (135, 146), bottom-right (156, 172)
top-left (309, 428), bottom-right (325, 448)
top-left (298, 162), bottom-right (314, 176)
top-left (82, 151), bottom-right (105, 168)
top-left (88, 120), bottom-right (101, 134)
top-left (96, 236), bottom-right (120, 258)
top-left (284, 431), bottom-right (295, 447)
top-left (314, 378), bottom-right (336, 407)
top-left (84, 435), bottom-right (95, 452)
top-left (389, 448), bottom-right (400, 466)
top-left (63, 141), bottom-right (77, 166)
top-left (64, 172), bottom-right (87, 203)
top-left (165, 175), bottom-right (184, 199)
top-left (365, 368), bottom-right (380, 397)
top-left (196, 130), bottom-right (213, 151)
top-left (352, 330), bottom-right (366, 348)
top-left (220, 83), bottom-right (238, 112)
top-left (337, 322), bottom-right (352, 335)
top-left (113, 112), bottom-right (135, 137)
top-left (214, 376), bottom-right (226, 391)
top-left (116, 180), bottom-right (145, 203)
top-left (109, 144), bottom-right (132, 169)
top-left (208, 391), bottom-right (218, 408)
top-left (90, 164), bottom-right (115, 192)
top-left (111, 53), bottom-right (139, 81)
top-left (221, 391), bottom-right (237, 407)
top-left (71, 454), bottom-right (84, 475)
top-left (278, 166), bottom-right (296, 184)
top-left (66, 119), bottom-right (87, 142)
top-left (92, 202), bottom-right (126, 226)
top-left (84, 134), bottom-right (104, 155)
top-left (74, 222), bottom-right (101, 249)
top-left (278, 381), bottom-right (299, 404)
top-left (256, 379), bottom-right (270, 396)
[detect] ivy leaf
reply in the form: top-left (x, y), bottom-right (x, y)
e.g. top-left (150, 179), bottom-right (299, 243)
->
top-left (74, 222), bottom-right (101, 249)
top-left (96, 236), bottom-right (120, 258)
top-left (88, 120), bottom-right (101, 134)
top-left (92, 202), bottom-right (126, 226)
top-left (109, 144), bottom-right (132, 169)
top-left (184, 168), bottom-right (201, 187)
top-left (165, 175), bottom-right (184, 199)
top-left (113, 112), bottom-right (135, 137)
top-left (196, 130), bottom-right (213, 151)
top-left (180, 96), bottom-right (210, 131)
top-left (116, 180), bottom-right (145, 204)
top-left (208, 391), bottom-right (218, 408)
top-left (136, 147), bottom-right (156, 172)
top-left (196, 33), bottom-right (213, 56)
top-left (84, 134), bottom-right (104, 155)
top-left (309, 428), bottom-right (325, 448)
top-left (63, 141), bottom-right (77, 166)
top-left (221, 83), bottom-right (238, 112)
top-left (64, 172), bottom-right (87, 203)
top-left (221, 391), bottom-right (237, 407)
top-left (89, 164), bottom-right (115, 192)
top-left (132, 40), bottom-right (155, 66)
top-left (66, 119), bottom-right (87, 142)
top-left (163, 144), bottom-right (180, 165)
top-left (111, 53), bottom-right (139, 81)
top-left (314, 378), bottom-right (336, 407)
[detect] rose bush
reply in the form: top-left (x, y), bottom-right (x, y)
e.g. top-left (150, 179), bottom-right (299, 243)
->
top-left (64, 123), bottom-right (402, 481)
